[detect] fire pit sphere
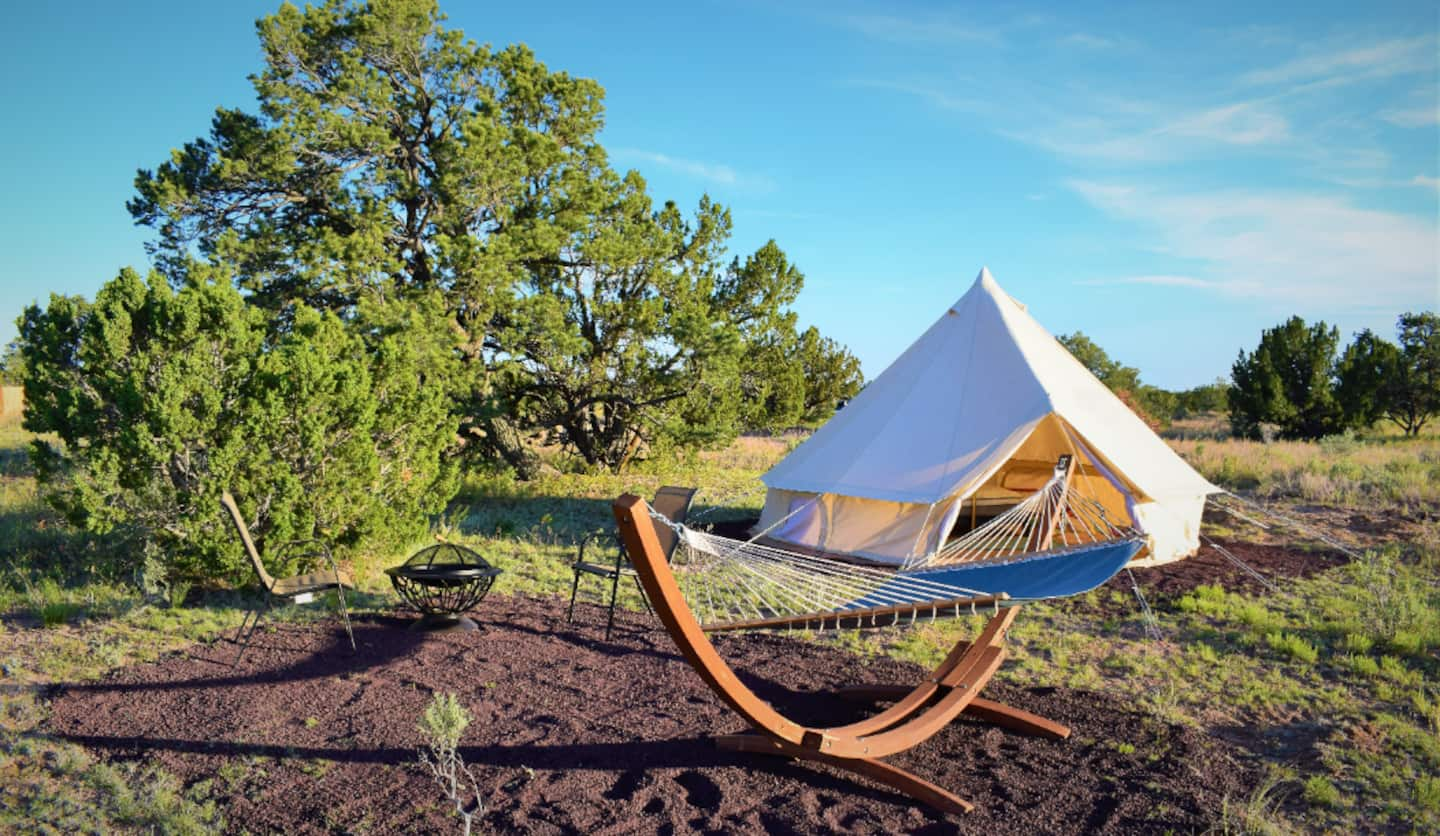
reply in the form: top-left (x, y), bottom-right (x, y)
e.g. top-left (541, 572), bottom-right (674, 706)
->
top-left (385, 542), bottom-right (501, 632)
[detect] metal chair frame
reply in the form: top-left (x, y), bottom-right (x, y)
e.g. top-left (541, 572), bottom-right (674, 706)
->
top-left (567, 485), bottom-right (696, 640)
top-left (220, 490), bottom-right (356, 665)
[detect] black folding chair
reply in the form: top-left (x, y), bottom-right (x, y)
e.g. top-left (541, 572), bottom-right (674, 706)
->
top-left (567, 486), bottom-right (696, 639)
top-left (221, 490), bottom-right (355, 665)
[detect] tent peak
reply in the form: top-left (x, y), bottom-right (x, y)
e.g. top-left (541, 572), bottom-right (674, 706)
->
top-left (970, 266), bottom-right (1025, 312)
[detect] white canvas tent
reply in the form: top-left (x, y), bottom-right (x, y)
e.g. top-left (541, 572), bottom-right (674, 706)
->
top-left (758, 268), bottom-right (1218, 567)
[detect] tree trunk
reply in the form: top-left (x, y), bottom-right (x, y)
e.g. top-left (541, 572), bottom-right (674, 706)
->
top-left (483, 415), bottom-right (539, 480)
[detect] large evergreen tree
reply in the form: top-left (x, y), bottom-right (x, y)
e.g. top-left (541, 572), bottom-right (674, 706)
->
top-left (126, 0), bottom-right (849, 472)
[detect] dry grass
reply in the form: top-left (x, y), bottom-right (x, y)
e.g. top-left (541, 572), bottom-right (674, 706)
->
top-left (1172, 435), bottom-right (1440, 508)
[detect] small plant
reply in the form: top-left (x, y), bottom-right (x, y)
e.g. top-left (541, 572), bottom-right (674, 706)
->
top-left (1218, 770), bottom-right (1294, 835)
top-left (38, 601), bottom-right (83, 628)
top-left (1302, 775), bottom-right (1340, 808)
top-left (417, 692), bottom-right (484, 836)
top-left (167, 580), bottom-right (192, 609)
top-left (1339, 632), bottom-right (1373, 655)
top-left (1417, 775), bottom-right (1440, 815)
top-left (1265, 632), bottom-right (1319, 664)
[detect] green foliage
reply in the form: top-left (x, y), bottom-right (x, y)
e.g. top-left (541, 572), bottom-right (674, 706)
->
top-left (497, 201), bottom-right (807, 468)
top-left (1385, 312), bottom-right (1440, 436)
top-left (1265, 631), bottom-right (1319, 664)
top-left (1057, 331), bottom-right (1174, 426)
top-left (419, 691), bottom-right (471, 753)
top-left (1174, 379), bottom-right (1229, 418)
top-left (126, 0), bottom-right (859, 474)
top-left (739, 323), bottom-right (864, 432)
top-left (418, 691), bottom-right (483, 835)
top-left (1229, 316), bottom-right (1343, 440)
top-left (1302, 775), bottom-right (1340, 809)
top-left (0, 340), bottom-right (25, 386)
top-left (1334, 315), bottom-right (1440, 436)
top-left (1060, 331), bottom-right (1140, 392)
top-left (18, 268), bottom-right (460, 582)
top-left (1334, 329), bottom-right (1401, 429)
top-left (1232, 312), bottom-right (1437, 441)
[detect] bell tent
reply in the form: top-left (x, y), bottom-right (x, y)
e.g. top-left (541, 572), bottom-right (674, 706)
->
top-left (757, 267), bottom-right (1218, 567)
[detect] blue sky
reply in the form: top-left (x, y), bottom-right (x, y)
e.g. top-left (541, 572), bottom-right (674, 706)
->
top-left (2, 1), bottom-right (1436, 389)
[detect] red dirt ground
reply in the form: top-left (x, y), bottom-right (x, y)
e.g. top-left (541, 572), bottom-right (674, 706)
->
top-left (1104, 536), bottom-right (1348, 599)
top-left (49, 595), bottom-right (1258, 834)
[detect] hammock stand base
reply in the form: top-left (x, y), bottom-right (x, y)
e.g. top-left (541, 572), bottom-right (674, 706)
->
top-left (836, 686), bottom-right (1071, 741)
top-left (612, 493), bottom-right (1071, 817)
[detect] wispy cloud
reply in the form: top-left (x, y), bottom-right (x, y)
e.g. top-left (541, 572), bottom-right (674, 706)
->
top-left (1413, 175), bottom-right (1440, 190)
top-left (613, 149), bottom-right (774, 191)
top-left (1381, 105), bottom-right (1440, 127)
top-left (850, 29), bottom-right (1430, 181)
top-left (1164, 102), bottom-right (1290, 145)
top-left (1240, 35), bottom-right (1435, 88)
top-left (1079, 274), bottom-right (1214, 289)
top-left (833, 13), bottom-right (999, 45)
top-left (991, 98), bottom-right (1292, 162)
top-left (1059, 32), bottom-right (1116, 49)
top-left (850, 79), bottom-right (988, 112)
top-left (1069, 180), bottom-right (1438, 309)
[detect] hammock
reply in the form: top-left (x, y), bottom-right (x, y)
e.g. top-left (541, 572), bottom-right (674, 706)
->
top-left (650, 457), bottom-right (1146, 634)
top-left (608, 456), bottom-right (1149, 815)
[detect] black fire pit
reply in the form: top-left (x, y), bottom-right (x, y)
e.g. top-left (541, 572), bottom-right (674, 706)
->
top-left (386, 543), bottom-right (501, 632)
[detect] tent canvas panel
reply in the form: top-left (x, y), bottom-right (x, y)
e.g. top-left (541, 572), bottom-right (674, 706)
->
top-left (757, 269), bottom-right (1218, 567)
top-left (760, 489), bottom-right (961, 563)
top-left (757, 413), bottom-right (1146, 565)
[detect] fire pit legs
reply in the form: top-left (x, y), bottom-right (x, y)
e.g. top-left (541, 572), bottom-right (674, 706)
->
top-left (409, 612), bottom-right (479, 632)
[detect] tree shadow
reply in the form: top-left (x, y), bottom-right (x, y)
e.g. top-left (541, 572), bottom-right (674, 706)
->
top-left (53, 615), bottom-right (428, 696)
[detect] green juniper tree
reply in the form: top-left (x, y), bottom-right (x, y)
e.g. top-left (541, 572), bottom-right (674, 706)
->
top-left (18, 268), bottom-right (460, 582)
top-left (1387, 312), bottom-right (1440, 436)
top-left (127, 0), bottom-right (853, 473)
top-left (1228, 316), bottom-right (1343, 440)
top-left (1334, 328), bottom-right (1402, 430)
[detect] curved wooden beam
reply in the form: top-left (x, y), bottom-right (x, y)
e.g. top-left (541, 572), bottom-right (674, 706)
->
top-left (611, 494), bottom-right (1050, 812)
top-left (716, 733), bottom-right (975, 815)
top-left (837, 687), bottom-right (1071, 740)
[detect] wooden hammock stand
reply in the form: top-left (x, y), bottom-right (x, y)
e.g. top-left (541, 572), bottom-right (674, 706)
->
top-left (612, 492), bottom-right (1072, 816)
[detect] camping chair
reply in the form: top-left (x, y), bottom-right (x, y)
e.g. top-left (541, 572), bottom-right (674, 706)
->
top-left (220, 490), bottom-right (356, 664)
top-left (567, 485), bottom-right (696, 640)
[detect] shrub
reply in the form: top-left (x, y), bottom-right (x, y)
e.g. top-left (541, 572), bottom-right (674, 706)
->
top-left (1417, 775), bottom-right (1440, 815)
top-left (1302, 775), bottom-right (1340, 809)
top-left (18, 269), bottom-right (461, 583)
top-left (418, 692), bottom-right (484, 836)
top-left (1265, 632), bottom-right (1319, 664)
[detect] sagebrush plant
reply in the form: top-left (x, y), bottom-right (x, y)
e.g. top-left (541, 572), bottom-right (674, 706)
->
top-left (17, 268), bottom-right (462, 583)
top-left (418, 692), bottom-right (484, 836)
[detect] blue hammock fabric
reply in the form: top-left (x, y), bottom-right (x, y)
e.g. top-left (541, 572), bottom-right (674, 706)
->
top-left (847, 539), bottom-right (1145, 608)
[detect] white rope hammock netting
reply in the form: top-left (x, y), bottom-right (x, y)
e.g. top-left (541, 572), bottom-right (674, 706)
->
top-left (645, 465), bottom-right (1144, 633)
